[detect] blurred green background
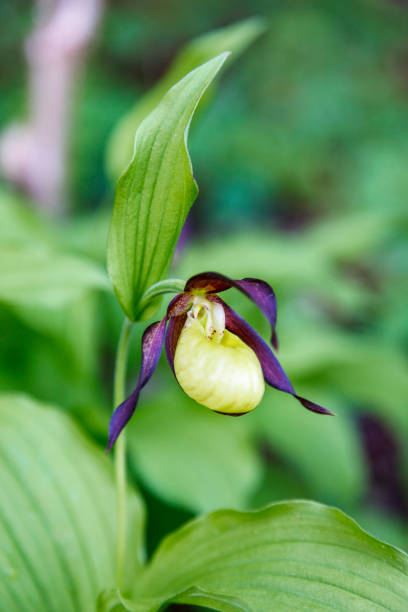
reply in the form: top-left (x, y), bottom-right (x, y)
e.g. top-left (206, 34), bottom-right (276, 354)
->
top-left (1, 0), bottom-right (408, 563)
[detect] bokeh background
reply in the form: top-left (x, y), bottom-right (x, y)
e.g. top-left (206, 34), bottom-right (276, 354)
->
top-left (1, 0), bottom-right (408, 562)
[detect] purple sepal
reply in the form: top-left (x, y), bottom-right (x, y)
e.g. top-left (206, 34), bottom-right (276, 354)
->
top-left (107, 317), bottom-right (167, 451)
top-left (165, 313), bottom-right (187, 374)
top-left (185, 272), bottom-right (278, 348)
top-left (236, 278), bottom-right (278, 349)
top-left (295, 395), bottom-right (334, 416)
top-left (167, 292), bottom-right (192, 317)
top-left (215, 297), bottom-right (294, 394)
top-left (215, 297), bottom-right (334, 416)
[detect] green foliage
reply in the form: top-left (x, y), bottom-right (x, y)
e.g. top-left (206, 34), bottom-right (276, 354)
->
top-left (0, 243), bottom-right (109, 309)
top-left (128, 391), bottom-right (263, 513)
top-left (0, 188), bottom-right (53, 245)
top-left (119, 501), bottom-right (408, 611)
top-left (107, 53), bottom-right (228, 320)
top-left (105, 18), bottom-right (265, 182)
top-left (0, 394), bottom-right (144, 611)
top-left (253, 392), bottom-right (366, 507)
top-left (0, 190), bottom-right (114, 426)
top-left (0, 188), bottom-right (109, 315)
top-left (2, 1), bottom-right (408, 606)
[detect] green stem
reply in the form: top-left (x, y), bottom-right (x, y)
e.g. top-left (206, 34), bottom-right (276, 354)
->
top-left (136, 278), bottom-right (185, 319)
top-left (113, 317), bottom-right (133, 590)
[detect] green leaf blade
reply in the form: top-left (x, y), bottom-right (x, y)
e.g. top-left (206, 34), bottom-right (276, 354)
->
top-left (105, 18), bottom-right (265, 182)
top-left (107, 53), bottom-right (229, 320)
top-left (0, 394), bottom-right (144, 611)
top-left (128, 501), bottom-right (408, 612)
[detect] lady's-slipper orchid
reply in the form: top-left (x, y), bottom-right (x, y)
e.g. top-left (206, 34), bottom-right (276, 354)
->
top-left (107, 272), bottom-right (333, 451)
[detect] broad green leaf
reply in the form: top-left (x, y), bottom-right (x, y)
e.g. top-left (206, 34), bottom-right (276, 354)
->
top-left (128, 390), bottom-right (263, 513)
top-left (107, 53), bottom-right (228, 321)
top-left (124, 501), bottom-right (408, 612)
top-left (0, 244), bottom-right (109, 309)
top-left (0, 394), bottom-right (145, 611)
top-left (105, 18), bottom-right (265, 182)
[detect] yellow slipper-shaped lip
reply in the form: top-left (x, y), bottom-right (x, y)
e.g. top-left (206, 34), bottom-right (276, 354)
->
top-left (174, 315), bottom-right (265, 414)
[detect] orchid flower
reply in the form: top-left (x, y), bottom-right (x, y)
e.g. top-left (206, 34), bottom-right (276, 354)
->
top-left (107, 272), bottom-right (333, 451)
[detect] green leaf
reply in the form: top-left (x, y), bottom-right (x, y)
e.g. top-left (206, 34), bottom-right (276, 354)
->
top-left (121, 586), bottom-right (250, 612)
top-left (105, 18), bottom-right (265, 182)
top-left (124, 501), bottom-right (408, 612)
top-left (0, 244), bottom-right (109, 309)
top-left (128, 390), bottom-right (263, 513)
top-left (0, 188), bottom-right (54, 245)
top-left (252, 391), bottom-right (367, 507)
top-left (0, 394), bottom-right (145, 611)
top-left (107, 53), bottom-right (228, 321)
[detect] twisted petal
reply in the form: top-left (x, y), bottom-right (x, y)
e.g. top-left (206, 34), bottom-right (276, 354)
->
top-left (185, 272), bottom-right (278, 348)
top-left (107, 292), bottom-right (192, 451)
top-left (213, 296), bottom-right (334, 416)
top-left (167, 291), bottom-right (193, 317)
top-left (107, 318), bottom-right (167, 451)
top-left (165, 313), bottom-right (187, 374)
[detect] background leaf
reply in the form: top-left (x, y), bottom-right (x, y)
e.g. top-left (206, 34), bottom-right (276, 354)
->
top-left (0, 394), bottom-right (144, 611)
top-left (105, 17), bottom-right (265, 182)
top-left (107, 53), bottom-right (228, 321)
top-left (252, 391), bottom-right (367, 507)
top-left (0, 243), bottom-right (109, 309)
top-left (128, 390), bottom-right (263, 513)
top-left (0, 188), bottom-right (54, 245)
top-left (126, 501), bottom-right (408, 612)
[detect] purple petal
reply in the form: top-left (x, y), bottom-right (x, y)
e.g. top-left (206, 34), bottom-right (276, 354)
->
top-left (165, 313), bottom-right (187, 374)
top-left (295, 395), bottom-right (334, 415)
top-left (107, 318), bottom-right (167, 451)
top-left (236, 278), bottom-right (278, 349)
top-left (214, 297), bottom-right (293, 394)
top-left (214, 297), bottom-right (334, 416)
top-left (107, 292), bottom-right (192, 451)
top-left (167, 292), bottom-right (193, 317)
top-left (185, 272), bottom-right (278, 348)
top-left (185, 272), bottom-right (235, 293)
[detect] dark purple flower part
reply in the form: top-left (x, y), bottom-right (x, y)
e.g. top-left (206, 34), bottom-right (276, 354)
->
top-left (165, 313), bottom-right (187, 374)
top-left (107, 293), bottom-right (191, 451)
top-left (107, 319), bottom-right (167, 451)
top-left (185, 272), bottom-right (278, 348)
top-left (107, 272), bottom-right (332, 450)
top-left (210, 296), bottom-right (333, 416)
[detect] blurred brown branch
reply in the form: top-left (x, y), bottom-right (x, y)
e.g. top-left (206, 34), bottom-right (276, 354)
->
top-left (0, 0), bottom-right (103, 214)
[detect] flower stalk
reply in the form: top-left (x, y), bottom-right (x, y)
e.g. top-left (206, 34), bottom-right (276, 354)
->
top-left (112, 317), bottom-right (133, 590)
